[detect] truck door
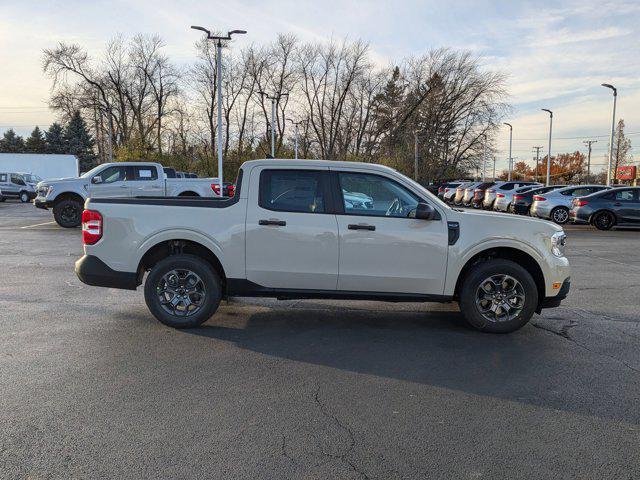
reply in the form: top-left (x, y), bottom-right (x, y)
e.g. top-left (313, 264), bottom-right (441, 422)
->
top-left (129, 165), bottom-right (164, 197)
top-left (332, 169), bottom-right (448, 295)
top-left (88, 165), bottom-right (131, 198)
top-left (245, 167), bottom-right (339, 290)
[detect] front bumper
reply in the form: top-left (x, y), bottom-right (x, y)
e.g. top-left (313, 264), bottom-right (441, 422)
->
top-left (75, 255), bottom-right (140, 290)
top-left (34, 198), bottom-right (51, 209)
top-left (540, 278), bottom-right (571, 309)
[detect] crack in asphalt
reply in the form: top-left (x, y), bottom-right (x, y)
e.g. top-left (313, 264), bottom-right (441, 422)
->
top-left (313, 385), bottom-right (371, 480)
top-left (280, 434), bottom-right (299, 466)
top-left (532, 320), bottom-right (640, 375)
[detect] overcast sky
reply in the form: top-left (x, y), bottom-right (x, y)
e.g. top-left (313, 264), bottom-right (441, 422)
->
top-left (0, 0), bottom-right (638, 172)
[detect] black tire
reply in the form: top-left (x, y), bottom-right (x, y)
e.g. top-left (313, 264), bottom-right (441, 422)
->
top-left (458, 259), bottom-right (538, 333)
top-left (550, 206), bottom-right (570, 224)
top-left (53, 199), bottom-right (82, 228)
top-left (0, 196), bottom-right (5, 202)
top-left (19, 191), bottom-right (30, 203)
top-left (593, 211), bottom-right (615, 231)
top-left (144, 254), bottom-right (222, 328)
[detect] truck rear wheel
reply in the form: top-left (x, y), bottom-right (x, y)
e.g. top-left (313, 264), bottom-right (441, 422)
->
top-left (53, 199), bottom-right (82, 227)
top-left (144, 254), bottom-right (222, 328)
top-left (458, 259), bottom-right (538, 333)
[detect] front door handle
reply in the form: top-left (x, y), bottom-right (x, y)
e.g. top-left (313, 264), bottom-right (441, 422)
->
top-left (614, 202), bottom-right (622, 206)
top-left (348, 223), bottom-right (376, 231)
top-left (119, 185), bottom-right (128, 188)
top-left (259, 219), bottom-right (286, 226)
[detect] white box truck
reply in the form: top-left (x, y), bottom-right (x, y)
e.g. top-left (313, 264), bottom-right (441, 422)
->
top-left (0, 154), bottom-right (79, 182)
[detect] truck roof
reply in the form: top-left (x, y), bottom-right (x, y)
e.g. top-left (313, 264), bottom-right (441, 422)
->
top-left (241, 158), bottom-right (398, 174)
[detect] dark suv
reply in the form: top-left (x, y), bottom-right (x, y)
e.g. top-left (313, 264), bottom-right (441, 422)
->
top-left (570, 187), bottom-right (640, 230)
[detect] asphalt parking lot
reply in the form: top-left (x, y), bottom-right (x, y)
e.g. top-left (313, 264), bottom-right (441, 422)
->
top-left (1, 200), bottom-right (639, 479)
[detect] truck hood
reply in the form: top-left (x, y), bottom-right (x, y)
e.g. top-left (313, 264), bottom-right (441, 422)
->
top-left (37, 177), bottom-right (81, 188)
top-left (448, 207), bottom-right (563, 234)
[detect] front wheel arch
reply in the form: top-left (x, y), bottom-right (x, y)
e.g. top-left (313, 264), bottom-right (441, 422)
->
top-left (454, 247), bottom-right (545, 310)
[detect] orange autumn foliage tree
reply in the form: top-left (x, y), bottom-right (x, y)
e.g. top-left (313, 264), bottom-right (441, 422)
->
top-left (498, 151), bottom-right (586, 183)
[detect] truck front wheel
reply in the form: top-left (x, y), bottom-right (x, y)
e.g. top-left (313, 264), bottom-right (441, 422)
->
top-left (53, 199), bottom-right (82, 227)
top-left (144, 254), bottom-right (222, 328)
top-left (458, 259), bottom-right (538, 333)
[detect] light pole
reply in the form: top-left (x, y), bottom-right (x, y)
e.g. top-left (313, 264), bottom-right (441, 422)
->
top-left (191, 26), bottom-right (246, 195)
top-left (602, 83), bottom-right (617, 186)
top-left (414, 131), bottom-right (419, 181)
top-left (287, 118), bottom-right (303, 160)
top-left (482, 134), bottom-right (487, 182)
top-left (542, 109), bottom-right (553, 186)
top-left (259, 91), bottom-right (288, 157)
top-left (503, 123), bottom-right (513, 181)
top-left (583, 140), bottom-right (597, 183)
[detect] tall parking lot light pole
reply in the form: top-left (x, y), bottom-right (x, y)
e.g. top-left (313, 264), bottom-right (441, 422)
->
top-left (542, 109), bottom-right (553, 186)
top-left (191, 26), bottom-right (246, 195)
top-left (503, 123), bottom-right (513, 181)
top-left (602, 83), bottom-right (617, 186)
top-left (482, 134), bottom-right (487, 182)
top-left (287, 118), bottom-right (301, 160)
top-left (259, 91), bottom-right (288, 157)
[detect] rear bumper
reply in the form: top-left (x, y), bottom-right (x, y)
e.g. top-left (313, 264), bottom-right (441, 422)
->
top-left (75, 255), bottom-right (140, 290)
top-left (512, 203), bottom-right (530, 215)
top-left (540, 278), bottom-right (571, 309)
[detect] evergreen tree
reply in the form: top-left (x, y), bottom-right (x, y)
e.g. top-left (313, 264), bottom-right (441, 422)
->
top-left (45, 122), bottom-right (67, 154)
top-left (0, 129), bottom-right (26, 153)
top-left (64, 111), bottom-right (96, 170)
top-left (25, 126), bottom-right (47, 153)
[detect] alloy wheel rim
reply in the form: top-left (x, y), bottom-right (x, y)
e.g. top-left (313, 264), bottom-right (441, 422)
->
top-left (553, 209), bottom-right (568, 223)
top-left (157, 269), bottom-right (206, 317)
top-left (597, 213), bottom-right (611, 228)
top-left (61, 204), bottom-right (79, 223)
top-left (475, 274), bottom-right (525, 323)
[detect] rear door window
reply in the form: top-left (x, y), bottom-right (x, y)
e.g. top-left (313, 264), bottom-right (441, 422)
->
top-left (613, 190), bottom-right (635, 201)
top-left (133, 166), bottom-right (158, 181)
top-left (259, 170), bottom-right (328, 214)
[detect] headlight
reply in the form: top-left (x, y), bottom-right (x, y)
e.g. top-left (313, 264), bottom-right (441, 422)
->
top-left (551, 231), bottom-right (566, 257)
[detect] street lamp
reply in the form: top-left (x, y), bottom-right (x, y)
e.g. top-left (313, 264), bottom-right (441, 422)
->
top-left (602, 83), bottom-right (617, 186)
top-left (287, 118), bottom-right (303, 160)
top-left (259, 91), bottom-right (288, 157)
top-left (541, 109), bottom-right (553, 186)
top-left (503, 123), bottom-right (513, 181)
top-left (191, 26), bottom-right (246, 196)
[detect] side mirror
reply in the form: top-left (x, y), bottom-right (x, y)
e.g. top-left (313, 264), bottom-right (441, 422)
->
top-left (91, 175), bottom-right (103, 184)
top-left (413, 202), bottom-right (437, 220)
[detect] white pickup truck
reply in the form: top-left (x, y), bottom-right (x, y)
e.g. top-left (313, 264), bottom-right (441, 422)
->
top-left (34, 162), bottom-right (218, 227)
top-left (75, 159), bottom-right (571, 333)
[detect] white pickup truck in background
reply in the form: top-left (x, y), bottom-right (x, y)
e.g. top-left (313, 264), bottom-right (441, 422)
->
top-left (75, 159), bottom-right (571, 334)
top-left (34, 162), bottom-right (219, 227)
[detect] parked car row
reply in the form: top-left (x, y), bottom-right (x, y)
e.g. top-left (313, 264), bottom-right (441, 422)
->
top-left (439, 179), bottom-right (639, 229)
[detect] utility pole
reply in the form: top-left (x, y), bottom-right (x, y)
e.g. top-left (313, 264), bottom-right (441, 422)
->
top-left (542, 109), bottom-right (553, 186)
top-left (583, 140), bottom-right (597, 183)
top-left (602, 83), bottom-right (617, 186)
top-left (504, 123), bottom-right (513, 181)
top-left (493, 156), bottom-right (496, 180)
top-left (532, 146), bottom-right (543, 182)
top-left (259, 91), bottom-right (288, 157)
top-left (191, 26), bottom-right (247, 195)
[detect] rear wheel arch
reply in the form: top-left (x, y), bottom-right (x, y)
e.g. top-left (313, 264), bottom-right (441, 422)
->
top-left (138, 239), bottom-right (227, 293)
top-left (590, 208), bottom-right (617, 223)
top-left (178, 191), bottom-right (199, 197)
top-left (454, 247), bottom-right (545, 307)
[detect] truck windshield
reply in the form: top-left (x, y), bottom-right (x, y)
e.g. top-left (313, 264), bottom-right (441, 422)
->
top-left (80, 165), bottom-right (104, 179)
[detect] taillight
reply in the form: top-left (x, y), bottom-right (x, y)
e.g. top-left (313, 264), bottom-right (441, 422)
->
top-left (211, 183), bottom-right (219, 193)
top-left (533, 195), bottom-right (546, 201)
top-left (228, 185), bottom-right (235, 197)
top-left (445, 188), bottom-right (450, 193)
top-left (82, 210), bottom-right (102, 245)
top-left (575, 199), bottom-right (588, 207)
top-left (496, 193), bottom-right (505, 198)
top-left (438, 187), bottom-right (444, 194)
top-left (513, 195), bottom-right (523, 201)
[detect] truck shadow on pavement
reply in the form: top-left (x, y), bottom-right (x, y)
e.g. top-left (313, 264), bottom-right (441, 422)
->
top-left (167, 304), bottom-right (638, 425)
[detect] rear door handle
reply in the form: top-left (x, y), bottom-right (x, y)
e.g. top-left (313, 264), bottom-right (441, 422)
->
top-left (348, 223), bottom-right (376, 231)
top-left (259, 219), bottom-right (286, 226)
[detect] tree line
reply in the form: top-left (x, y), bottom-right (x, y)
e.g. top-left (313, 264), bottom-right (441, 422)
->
top-left (39, 33), bottom-right (509, 181)
top-left (0, 111), bottom-right (96, 170)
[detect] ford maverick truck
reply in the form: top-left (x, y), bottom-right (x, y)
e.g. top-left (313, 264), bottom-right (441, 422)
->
top-left (75, 159), bottom-right (570, 333)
